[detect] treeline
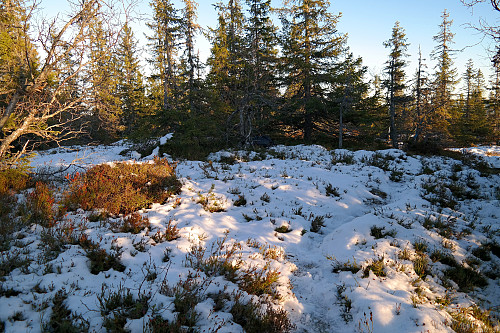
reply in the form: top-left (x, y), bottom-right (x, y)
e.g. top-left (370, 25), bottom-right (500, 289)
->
top-left (1, 0), bottom-right (499, 165)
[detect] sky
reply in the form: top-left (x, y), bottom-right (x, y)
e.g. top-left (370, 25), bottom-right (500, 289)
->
top-left (38, 0), bottom-right (499, 87)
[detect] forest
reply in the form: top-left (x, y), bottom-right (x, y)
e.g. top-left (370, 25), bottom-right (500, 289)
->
top-left (1, 1), bottom-right (500, 332)
top-left (0, 0), bottom-right (499, 165)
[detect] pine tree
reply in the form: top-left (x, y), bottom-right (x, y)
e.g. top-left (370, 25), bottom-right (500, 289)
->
top-left (279, 0), bottom-right (344, 141)
top-left (383, 21), bottom-right (410, 148)
top-left (116, 22), bottom-right (146, 135)
top-left (430, 9), bottom-right (458, 141)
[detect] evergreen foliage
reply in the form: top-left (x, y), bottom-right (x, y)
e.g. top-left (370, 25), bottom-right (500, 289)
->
top-left (1, 0), bottom-right (499, 165)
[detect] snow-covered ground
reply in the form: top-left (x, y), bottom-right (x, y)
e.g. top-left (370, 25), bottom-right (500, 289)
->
top-left (448, 146), bottom-right (500, 168)
top-left (1, 140), bottom-right (499, 332)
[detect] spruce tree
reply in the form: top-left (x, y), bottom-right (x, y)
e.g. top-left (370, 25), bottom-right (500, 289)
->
top-left (116, 22), bottom-right (146, 135)
top-left (431, 9), bottom-right (458, 141)
top-left (147, 0), bottom-right (181, 118)
top-left (279, 0), bottom-right (344, 141)
top-left (240, 0), bottom-right (278, 145)
top-left (179, 0), bottom-right (201, 114)
top-left (490, 48), bottom-right (500, 141)
top-left (206, 0), bottom-right (246, 143)
top-left (411, 47), bottom-right (432, 143)
top-left (329, 53), bottom-right (368, 148)
top-left (88, 18), bottom-right (123, 141)
top-left (383, 21), bottom-right (410, 148)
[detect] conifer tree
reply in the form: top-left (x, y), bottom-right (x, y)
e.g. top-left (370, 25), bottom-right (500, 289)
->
top-left (383, 21), bottom-right (410, 148)
top-left (88, 18), bottom-right (123, 141)
top-left (239, 0), bottom-right (278, 144)
top-left (179, 0), bottom-right (201, 114)
top-left (116, 22), bottom-right (146, 135)
top-left (430, 9), bottom-right (458, 140)
top-left (411, 47), bottom-right (432, 143)
top-left (206, 0), bottom-right (246, 143)
top-left (279, 0), bottom-right (344, 141)
top-left (0, 0), bottom-right (38, 131)
top-left (490, 48), bottom-right (500, 140)
top-left (329, 53), bottom-right (368, 148)
top-left (147, 0), bottom-right (181, 117)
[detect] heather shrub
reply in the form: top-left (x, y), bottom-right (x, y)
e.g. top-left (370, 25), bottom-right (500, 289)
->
top-left (63, 157), bottom-right (181, 215)
top-left (0, 168), bottom-right (32, 248)
top-left (26, 181), bottom-right (56, 227)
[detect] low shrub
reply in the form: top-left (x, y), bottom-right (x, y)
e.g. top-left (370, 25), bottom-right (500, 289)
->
top-left (151, 220), bottom-right (180, 243)
top-left (43, 289), bottom-right (89, 332)
top-left (234, 194), bottom-right (247, 207)
top-left (185, 234), bottom-right (242, 282)
top-left (362, 257), bottom-right (386, 278)
top-left (119, 212), bottom-right (150, 234)
top-left (325, 183), bottom-right (340, 197)
top-left (86, 243), bottom-right (125, 275)
top-left (98, 287), bottom-right (150, 332)
top-left (63, 157), bottom-right (181, 215)
top-left (26, 181), bottom-right (56, 227)
top-left (239, 265), bottom-right (280, 297)
top-left (370, 225), bottom-right (396, 239)
top-left (230, 296), bottom-right (294, 333)
top-left (329, 257), bottom-right (361, 274)
top-left (444, 266), bottom-right (488, 291)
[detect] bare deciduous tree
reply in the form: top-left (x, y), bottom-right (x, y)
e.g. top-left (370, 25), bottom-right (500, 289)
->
top-left (0, 0), bottom-right (127, 169)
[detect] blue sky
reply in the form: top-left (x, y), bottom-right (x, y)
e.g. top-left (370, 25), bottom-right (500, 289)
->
top-left (39, 0), bottom-right (498, 87)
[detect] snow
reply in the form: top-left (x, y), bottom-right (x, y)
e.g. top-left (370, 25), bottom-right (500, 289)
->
top-left (448, 145), bottom-right (500, 168)
top-left (2, 140), bottom-right (499, 332)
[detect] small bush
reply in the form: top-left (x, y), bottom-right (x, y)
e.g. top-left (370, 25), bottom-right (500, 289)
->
top-left (412, 255), bottom-right (429, 278)
top-left (325, 184), bottom-right (340, 197)
top-left (185, 234), bottom-right (242, 282)
top-left (234, 195), bottom-right (247, 207)
top-left (310, 215), bottom-right (325, 233)
top-left (413, 240), bottom-right (428, 254)
top-left (119, 212), bottom-right (149, 234)
top-left (329, 257), bottom-right (361, 274)
top-left (239, 265), bottom-right (281, 297)
top-left (151, 220), bottom-right (180, 243)
top-left (370, 225), bottom-right (396, 239)
top-left (430, 250), bottom-right (459, 267)
top-left (260, 193), bottom-right (271, 203)
top-left (389, 169), bottom-right (404, 182)
top-left (26, 181), bottom-right (56, 227)
top-left (472, 245), bottom-right (492, 261)
top-left (331, 151), bottom-right (355, 165)
top-left (86, 244), bottom-right (125, 275)
top-left (161, 277), bottom-right (201, 329)
top-left (146, 316), bottom-right (181, 332)
top-left (0, 168), bottom-right (31, 196)
top-left (444, 266), bottom-right (488, 291)
top-left (63, 157), bottom-right (181, 215)
top-left (0, 251), bottom-right (31, 278)
top-left (43, 289), bottom-right (89, 332)
top-left (369, 188), bottom-right (387, 199)
top-left (275, 225), bottom-right (292, 233)
top-left (99, 287), bottom-right (150, 332)
top-left (230, 296), bottom-right (294, 333)
top-left (363, 257), bottom-right (386, 278)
